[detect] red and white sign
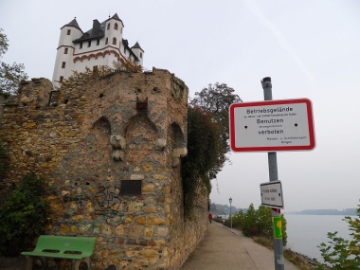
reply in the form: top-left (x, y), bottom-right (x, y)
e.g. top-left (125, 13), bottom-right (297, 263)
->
top-left (229, 99), bottom-right (315, 152)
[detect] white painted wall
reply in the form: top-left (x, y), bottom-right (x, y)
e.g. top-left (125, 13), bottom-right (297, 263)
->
top-left (52, 17), bottom-right (142, 89)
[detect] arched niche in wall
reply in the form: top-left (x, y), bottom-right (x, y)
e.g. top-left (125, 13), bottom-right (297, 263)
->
top-left (167, 123), bottom-right (187, 167)
top-left (123, 113), bottom-right (158, 147)
top-left (90, 116), bottom-right (111, 141)
top-left (79, 116), bottom-right (112, 165)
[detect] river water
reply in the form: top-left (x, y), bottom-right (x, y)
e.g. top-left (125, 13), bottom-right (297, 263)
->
top-left (284, 214), bottom-right (354, 263)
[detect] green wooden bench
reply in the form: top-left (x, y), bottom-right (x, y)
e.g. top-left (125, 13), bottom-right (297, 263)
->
top-left (21, 235), bottom-right (96, 270)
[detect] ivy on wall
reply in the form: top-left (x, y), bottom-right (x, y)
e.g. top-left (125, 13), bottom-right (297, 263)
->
top-left (0, 142), bottom-right (9, 180)
top-left (181, 83), bottom-right (241, 218)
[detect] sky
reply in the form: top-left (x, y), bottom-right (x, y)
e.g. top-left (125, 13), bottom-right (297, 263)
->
top-left (1, 0), bottom-right (360, 212)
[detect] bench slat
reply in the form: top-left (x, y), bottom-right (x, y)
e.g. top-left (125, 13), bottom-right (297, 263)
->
top-left (21, 235), bottom-right (96, 260)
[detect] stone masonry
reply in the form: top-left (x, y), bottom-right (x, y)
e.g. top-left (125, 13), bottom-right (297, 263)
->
top-left (0, 68), bottom-right (208, 270)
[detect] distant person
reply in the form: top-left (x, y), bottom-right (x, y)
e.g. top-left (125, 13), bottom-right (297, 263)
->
top-left (208, 213), bottom-right (213, 223)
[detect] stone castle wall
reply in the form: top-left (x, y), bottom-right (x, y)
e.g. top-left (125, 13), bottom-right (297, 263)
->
top-left (0, 68), bottom-right (208, 270)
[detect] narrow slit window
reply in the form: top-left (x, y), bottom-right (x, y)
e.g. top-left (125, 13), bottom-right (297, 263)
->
top-left (67, 29), bottom-right (71, 35)
top-left (64, 48), bottom-right (68, 54)
top-left (61, 62), bottom-right (66, 68)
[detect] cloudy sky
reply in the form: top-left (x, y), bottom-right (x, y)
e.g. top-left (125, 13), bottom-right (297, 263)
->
top-left (1, 0), bottom-right (359, 212)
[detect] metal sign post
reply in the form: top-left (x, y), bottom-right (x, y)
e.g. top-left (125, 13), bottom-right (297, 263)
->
top-left (228, 77), bottom-right (315, 270)
top-left (261, 77), bottom-right (284, 270)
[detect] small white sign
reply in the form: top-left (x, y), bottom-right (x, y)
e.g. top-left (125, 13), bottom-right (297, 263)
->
top-left (260, 181), bottom-right (284, 209)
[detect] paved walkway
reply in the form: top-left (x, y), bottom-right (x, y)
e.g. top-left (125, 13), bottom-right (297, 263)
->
top-left (181, 221), bottom-right (299, 270)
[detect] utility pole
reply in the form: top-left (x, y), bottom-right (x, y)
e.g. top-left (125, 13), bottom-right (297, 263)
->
top-left (261, 77), bottom-right (284, 270)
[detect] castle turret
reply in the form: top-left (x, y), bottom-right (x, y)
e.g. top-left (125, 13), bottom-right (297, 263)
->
top-left (52, 19), bottom-right (83, 88)
top-left (131, 42), bottom-right (144, 66)
top-left (52, 13), bottom-right (144, 89)
top-left (103, 13), bottom-right (124, 67)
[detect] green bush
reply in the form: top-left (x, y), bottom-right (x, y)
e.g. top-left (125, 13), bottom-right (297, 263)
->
top-left (228, 209), bottom-right (245, 228)
top-left (0, 173), bottom-right (47, 256)
top-left (317, 206), bottom-right (360, 269)
top-left (226, 203), bottom-right (287, 247)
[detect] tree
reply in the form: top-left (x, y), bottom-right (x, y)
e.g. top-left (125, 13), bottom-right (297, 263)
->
top-left (317, 206), bottom-right (360, 269)
top-left (0, 29), bottom-right (9, 57)
top-left (0, 29), bottom-right (28, 94)
top-left (190, 83), bottom-right (241, 176)
top-left (189, 82), bottom-right (242, 173)
top-left (190, 83), bottom-right (242, 148)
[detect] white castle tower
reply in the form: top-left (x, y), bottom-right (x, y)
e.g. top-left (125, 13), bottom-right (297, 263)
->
top-left (52, 13), bottom-right (144, 88)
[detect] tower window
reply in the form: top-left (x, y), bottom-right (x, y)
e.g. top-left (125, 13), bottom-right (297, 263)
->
top-left (107, 23), bottom-right (110, 30)
top-left (67, 29), bottom-right (71, 35)
top-left (97, 39), bottom-right (100, 46)
top-left (112, 37), bottom-right (117, 45)
top-left (80, 42), bottom-right (83, 49)
top-left (88, 41), bottom-right (91, 47)
top-left (61, 62), bottom-right (66, 68)
top-left (114, 23), bottom-right (118, 30)
top-left (59, 76), bottom-right (64, 83)
top-left (105, 38), bottom-right (108, 45)
top-left (140, 52), bottom-right (143, 59)
top-left (64, 48), bottom-right (68, 54)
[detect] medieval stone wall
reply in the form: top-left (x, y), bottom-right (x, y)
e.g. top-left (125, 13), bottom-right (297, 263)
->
top-left (0, 68), bottom-right (208, 270)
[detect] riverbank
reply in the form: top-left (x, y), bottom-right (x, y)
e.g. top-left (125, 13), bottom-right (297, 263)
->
top-left (252, 236), bottom-right (329, 270)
